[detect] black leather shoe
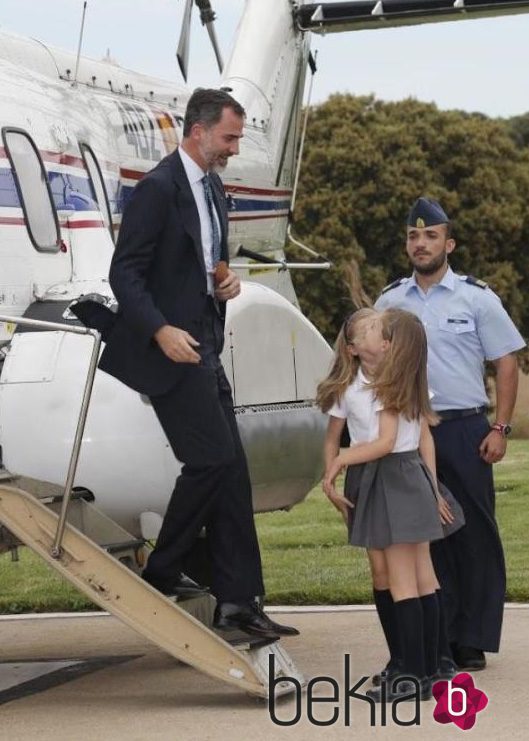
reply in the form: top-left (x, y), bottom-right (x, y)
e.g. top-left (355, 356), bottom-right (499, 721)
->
top-left (372, 658), bottom-right (402, 687)
top-left (452, 646), bottom-right (486, 671)
top-left (142, 571), bottom-right (209, 597)
top-left (367, 676), bottom-right (432, 703)
top-left (213, 602), bottom-right (280, 639)
top-left (430, 655), bottom-right (458, 681)
top-left (252, 604), bottom-right (300, 636)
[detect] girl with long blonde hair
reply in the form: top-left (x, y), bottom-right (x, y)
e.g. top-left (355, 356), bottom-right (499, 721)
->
top-left (320, 308), bottom-right (455, 702)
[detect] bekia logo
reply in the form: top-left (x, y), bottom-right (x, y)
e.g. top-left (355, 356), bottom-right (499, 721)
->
top-left (268, 658), bottom-right (489, 730)
top-left (269, 655), bottom-right (427, 728)
top-left (433, 673), bottom-right (489, 730)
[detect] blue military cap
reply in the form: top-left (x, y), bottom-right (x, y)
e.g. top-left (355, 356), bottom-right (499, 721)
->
top-left (407, 197), bottom-right (449, 228)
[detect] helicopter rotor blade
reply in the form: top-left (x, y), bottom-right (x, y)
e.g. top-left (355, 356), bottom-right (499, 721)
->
top-left (196, 0), bottom-right (223, 74)
top-left (176, 0), bottom-right (193, 82)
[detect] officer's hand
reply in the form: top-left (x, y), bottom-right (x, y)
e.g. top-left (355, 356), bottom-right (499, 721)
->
top-left (479, 430), bottom-right (507, 464)
top-left (214, 269), bottom-right (241, 302)
top-left (154, 325), bottom-right (201, 364)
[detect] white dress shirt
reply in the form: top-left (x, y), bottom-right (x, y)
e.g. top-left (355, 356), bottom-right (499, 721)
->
top-left (178, 146), bottom-right (221, 295)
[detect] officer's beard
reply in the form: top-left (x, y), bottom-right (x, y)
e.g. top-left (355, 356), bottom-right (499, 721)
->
top-left (412, 250), bottom-right (448, 276)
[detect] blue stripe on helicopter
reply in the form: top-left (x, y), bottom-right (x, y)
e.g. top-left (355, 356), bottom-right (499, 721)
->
top-left (0, 167), bottom-right (290, 217)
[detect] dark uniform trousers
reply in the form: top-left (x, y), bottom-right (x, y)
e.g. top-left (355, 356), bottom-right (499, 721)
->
top-left (142, 299), bottom-right (265, 603)
top-left (430, 413), bottom-right (506, 652)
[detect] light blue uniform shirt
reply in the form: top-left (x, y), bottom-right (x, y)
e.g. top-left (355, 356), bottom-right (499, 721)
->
top-left (375, 267), bottom-right (526, 410)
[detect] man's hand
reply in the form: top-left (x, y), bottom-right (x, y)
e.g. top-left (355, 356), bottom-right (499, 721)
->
top-left (214, 268), bottom-right (241, 302)
top-left (154, 325), bottom-right (201, 364)
top-left (479, 429), bottom-right (507, 464)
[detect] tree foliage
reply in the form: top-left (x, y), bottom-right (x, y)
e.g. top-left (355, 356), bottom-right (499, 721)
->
top-left (289, 95), bottom-right (529, 359)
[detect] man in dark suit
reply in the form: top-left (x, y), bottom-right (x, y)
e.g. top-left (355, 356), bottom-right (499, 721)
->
top-left (99, 88), bottom-right (298, 639)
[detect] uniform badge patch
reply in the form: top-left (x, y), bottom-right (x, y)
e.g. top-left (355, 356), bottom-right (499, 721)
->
top-left (381, 277), bottom-right (408, 294)
top-left (462, 275), bottom-right (488, 289)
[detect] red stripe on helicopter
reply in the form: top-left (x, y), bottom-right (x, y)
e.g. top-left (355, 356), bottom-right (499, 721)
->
top-left (224, 185), bottom-right (292, 197)
top-left (0, 146), bottom-right (86, 170)
top-left (229, 213), bottom-right (289, 221)
top-left (120, 166), bottom-right (292, 197)
top-left (40, 150), bottom-right (87, 169)
top-left (40, 150), bottom-right (117, 173)
top-left (0, 213), bottom-right (287, 228)
top-left (0, 146), bottom-right (116, 173)
top-left (119, 167), bottom-right (145, 180)
top-left (0, 216), bottom-right (26, 226)
top-left (58, 219), bottom-right (106, 229)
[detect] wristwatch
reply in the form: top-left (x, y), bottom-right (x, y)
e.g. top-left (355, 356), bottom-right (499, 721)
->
top-left (491, 422), bottom-right (512, 437)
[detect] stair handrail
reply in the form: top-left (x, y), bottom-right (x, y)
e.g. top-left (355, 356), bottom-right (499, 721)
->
top-left (0, 313), bottom-right (101, 558)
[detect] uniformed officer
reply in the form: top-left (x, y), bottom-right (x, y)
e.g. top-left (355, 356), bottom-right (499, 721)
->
top-left (375, 197), bottom-right (526, 671)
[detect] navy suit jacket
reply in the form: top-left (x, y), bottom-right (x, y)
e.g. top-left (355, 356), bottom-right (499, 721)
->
top-left (99, 149), bottom-right (230, 396)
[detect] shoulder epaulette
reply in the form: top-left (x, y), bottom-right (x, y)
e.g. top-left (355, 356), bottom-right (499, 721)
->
top-left (460, 275), bottom-right (488, 289)
top-left (381, 277), bottom-right (408, 294)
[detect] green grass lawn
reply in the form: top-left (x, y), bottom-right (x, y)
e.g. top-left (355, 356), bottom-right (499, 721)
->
top-left (1, 441), bottom-right (528, 612)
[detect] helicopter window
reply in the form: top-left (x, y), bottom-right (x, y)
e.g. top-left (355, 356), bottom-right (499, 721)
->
top-left (79, 143), bottom-right (114, 243)
top-left (2, 128), bottom-right (60, 252)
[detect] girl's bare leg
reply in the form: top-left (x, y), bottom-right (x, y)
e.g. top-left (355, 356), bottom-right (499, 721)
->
top-left (367, 548), bottom-right (389, 590)
top-left (384, 543), bottom-right (420, 601)
top-left (415, 542), bottom-right (439, 595)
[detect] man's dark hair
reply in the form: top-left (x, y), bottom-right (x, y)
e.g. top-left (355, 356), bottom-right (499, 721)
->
top-left (445, 221), bottom-right (453, 239)
top-left (183, 88), bottom-right (245, 137)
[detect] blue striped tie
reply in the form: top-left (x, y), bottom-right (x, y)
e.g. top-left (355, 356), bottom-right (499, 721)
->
top-left (202, 174), bottom-right (221, 267)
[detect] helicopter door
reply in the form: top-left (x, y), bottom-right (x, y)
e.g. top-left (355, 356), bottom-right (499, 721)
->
top-left (79, 142), bottom-right (114, 242)
top-left (59, 143), bottom-right (115, 286)
top-left (1, 128), bottom-right (69, 336)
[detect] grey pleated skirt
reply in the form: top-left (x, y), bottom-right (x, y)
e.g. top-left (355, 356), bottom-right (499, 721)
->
top-left (344, 450), bottom-right (444, 549)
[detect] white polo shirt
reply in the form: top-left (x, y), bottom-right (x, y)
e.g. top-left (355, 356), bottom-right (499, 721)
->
top-left (329, 368), bottom-right (377, 445)
top-left (329, 368), bottom-right (421, 452)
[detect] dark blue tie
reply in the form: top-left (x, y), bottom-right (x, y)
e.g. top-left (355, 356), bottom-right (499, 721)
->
top-left (202, 174), bottom-right (221, 267)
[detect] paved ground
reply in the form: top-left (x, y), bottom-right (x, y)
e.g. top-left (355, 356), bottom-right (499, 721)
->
top-left (0, 605), bottom-right (527, 740)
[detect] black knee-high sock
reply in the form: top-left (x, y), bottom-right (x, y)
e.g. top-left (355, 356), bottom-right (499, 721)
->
top-left (420, 593), bottom-right (439, 676)
top-left (436, 588), bottom-right (453, 660)
top-left (393, 597), bottom-right (425, 679)
top-left (373, 588), bottom-right (401, 663)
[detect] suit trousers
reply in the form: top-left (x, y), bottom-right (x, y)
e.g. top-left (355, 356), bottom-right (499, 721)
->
top-left (430, 413), bottom-right (506, 652)
top-left (143, 300), bottom-right (265, 603)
